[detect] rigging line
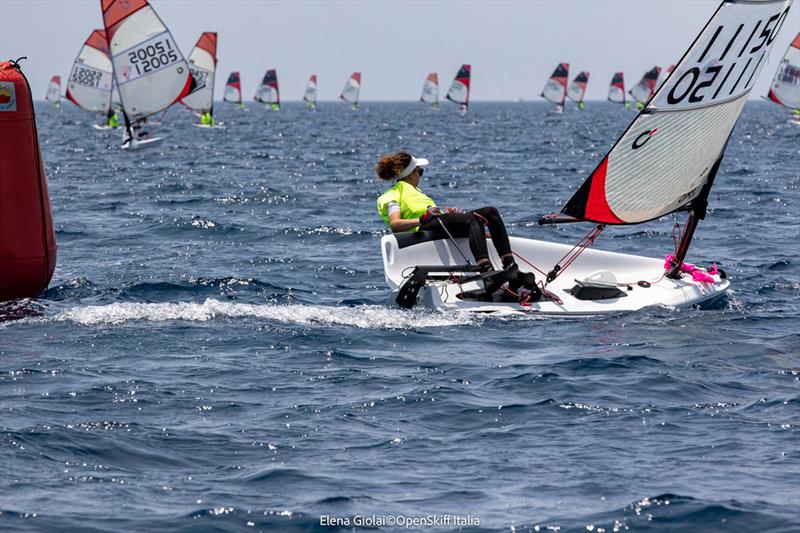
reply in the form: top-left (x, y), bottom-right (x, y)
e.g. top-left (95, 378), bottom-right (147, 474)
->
top-left (436, 217), bottom-right (471, 265)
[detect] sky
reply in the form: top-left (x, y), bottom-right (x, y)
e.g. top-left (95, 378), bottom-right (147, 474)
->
top-left (1, 0), bottom-right (798, 102)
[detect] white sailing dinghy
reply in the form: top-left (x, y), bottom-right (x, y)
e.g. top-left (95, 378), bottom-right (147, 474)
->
top-left (542, 63), bottom-right (569, 113)
top-left (66, 29), bottom-right (114, 128)
top-left (304, 74), bottom-right (317, 110)
top-left (182, 32), bottom-right (222, 128)
top-left (340, 72), bottom-right (361, 110)
top-left (567, 71), bottom-right (590, 109)
top-left (420, 72), bottom-right (439, 109)
top-left (224, 71), bottom-right (244, 109)
top-left (255, 69), bottom-right (280, 110)
top-left (100, 0), bottom-right (195, 150)
top-left (382, 0), bottom-right (793, 316)
top-left (764, 32), bottom-right (800, 122)
top-left (446, 64), bottom-right (471, 114)
top-left (608, 71), bottom-right (629, 108)
top-left (45, 75), bottom-right (61, 107)
top-left (629, 66), bottom-right (661, 109)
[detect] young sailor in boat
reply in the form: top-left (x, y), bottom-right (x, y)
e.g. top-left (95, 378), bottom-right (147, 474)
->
top-left (106, 108), bottom-right (119, 129)
top-left (201, 111), bottom-right (214, 126)
top-left (375, 151), bottom-right (539, 298)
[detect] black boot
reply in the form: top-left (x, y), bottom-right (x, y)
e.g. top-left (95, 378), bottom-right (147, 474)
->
top-left (480, 261), bottom-right (505, 295)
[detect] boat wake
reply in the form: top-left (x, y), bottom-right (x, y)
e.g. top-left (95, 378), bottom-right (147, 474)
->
top-left (29, 299), bottom-right (478, 329)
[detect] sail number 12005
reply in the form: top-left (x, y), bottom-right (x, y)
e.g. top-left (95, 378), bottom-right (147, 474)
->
top-left (127, 37), bottom-right (179, 76)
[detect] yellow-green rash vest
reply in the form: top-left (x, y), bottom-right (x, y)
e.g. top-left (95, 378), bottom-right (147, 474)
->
top-left (376, 180), bottom-right (437, 231)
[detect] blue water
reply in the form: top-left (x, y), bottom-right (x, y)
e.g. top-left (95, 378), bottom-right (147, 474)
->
top-left (1, 100), bottom-right (798, 532)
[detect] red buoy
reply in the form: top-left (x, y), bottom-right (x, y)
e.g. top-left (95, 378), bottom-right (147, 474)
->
top-left (0, 60), bottom-right (57, 301)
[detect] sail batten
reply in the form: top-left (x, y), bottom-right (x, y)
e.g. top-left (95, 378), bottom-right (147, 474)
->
top-left (561, 0), bottom-right (793, 226)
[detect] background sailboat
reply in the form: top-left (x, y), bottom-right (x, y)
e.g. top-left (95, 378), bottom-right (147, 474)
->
top-left (181, 32), bottom-right (218, 126)
top-left (420, 72), bottom-right (439, 109)
top-left (541, 62), bottom-right (568, 113)
top-left (255, 69), bottom-right (280, 110)
top-left (629, 66), bottom-right (661, 109)
top-left (223, 71), bottom-right (243, 109)
top-left (607, 71), bottom-right (628, 108)
top-left (45, 75), bottom-right (60, 107)
top-left (765, 32), bottom-right (800, 121)
top-left (66, 29), bottom-right (113, 126)
top-left (567, 71), bottom-right (590, 109)
top-left (304, 74), bottom-right (317, 110)
top-left (101, 0), bottom-right (195, 149)
top-left (446, 64), bottom-right (470, 114)
top-left (340, 71), bottom-right (361, 109)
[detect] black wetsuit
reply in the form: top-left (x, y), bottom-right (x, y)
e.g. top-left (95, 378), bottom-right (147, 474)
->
top-left (418, 206), bottom-right (512, 264)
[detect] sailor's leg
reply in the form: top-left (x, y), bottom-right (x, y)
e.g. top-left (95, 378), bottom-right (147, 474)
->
top-left (419, 212), bottom-right (490, 265)
top-left (471, 206), bottom-right (512, 258)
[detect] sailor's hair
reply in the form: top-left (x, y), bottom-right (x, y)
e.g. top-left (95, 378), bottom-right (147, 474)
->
top-left (375, 152), bottom-right (413, 181)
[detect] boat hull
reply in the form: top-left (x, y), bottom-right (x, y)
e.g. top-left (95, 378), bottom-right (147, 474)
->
top-left (381, 233), bottom-right (730, 316)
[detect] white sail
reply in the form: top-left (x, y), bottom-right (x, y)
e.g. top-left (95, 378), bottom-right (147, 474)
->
top-left (608, 72), bottom-right (626, 104)
top-left (420, 72), bottom-right (439, 105)
top-left (181, 32), bottom-right (217, 114)
top-left (223, 71), bottom-right (241, 104)
top-left (255, 69), bottom-right (280, 105)
top-left (767, 32), bottom-right (800, 109)
top-left (629, 66), bottom-right (661, 104)
top-left (304, 74), bottom-right (317, 106)
top-left (66, 30), bottom-right (113, 113)
top-left (446, 64), bottom-right (470, 107)
top-left (541, 63), bottom-right (569, 105)
top-left (562, 0), bottom-right (793, 225)
top-left (567, 71), bottom-right (590, 103)
top-left (45, 76), bottom-right (61, 104)
top-left (340, 72), bottom-right (361, 104)
top-left (101, 0), bottom-right (194, 121)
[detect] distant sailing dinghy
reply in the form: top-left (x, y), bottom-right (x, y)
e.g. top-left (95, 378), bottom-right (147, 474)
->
top-left (629, 66), bottom-right (661, 109)
top-left (304, 74), bottom-right (317, 110)
top-left (765, 32), bottom-right (800, 122)
top-left (66, 29), bottom-right (114, 128)
top-left (224, 71), bottom-right (244, 109)
top-left (101, 0), bottom-right (195, 150)
top-left (382, 0), bottom-right (792, 316)
top-left (255, 69), bottom-right (280, 110)
top-left (340, 72), bottom-right (361, 110)
top-left (182, 32), bottom-right (222, 127)
top-left (420, 72), bottom-right (439, 109)
top-left (567, 71), bottom-right (590, 110)
top-left (45, 75), bottom-right (61, 107)
top-left (608, 71), bottom-right (629, 108)
top-left (446, 64), bottom-right (470, 114)
top-left (542, 63), bottom-right (569, 113)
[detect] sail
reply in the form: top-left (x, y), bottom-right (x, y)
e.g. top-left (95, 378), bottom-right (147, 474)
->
top-left (567, 71), bottom-right (590, 103)
top-left (223, 71), bottom-right (241, 104)
top-left (45, 75), bottom-right (61, 103)
top-left (541, 63), bottom-right (569, 105)
top-left (340, 72), bottom-right (361, 104)
top-left (629, 66), bottom-right (662, 104)
top-left (255, 69), bottom-right (280, 105)
top-left (561, 0), bottom-right (793, 225)
top-left (181, 32), bottom-right (217, 114)
top-left (767, 32), bottom-right (800, 109)
top-left (446, 64), bottom-right (470, 107)
top-left (304, 74), bottom-right (317, 106)
top-left (101, 0), bottom-right (194, 121)
top-left (66, 30), bottom-right (113, 113)
top-left (608, 72), bottom-right (626, 104)
top-left (420, 72), bottom-right (439, 105)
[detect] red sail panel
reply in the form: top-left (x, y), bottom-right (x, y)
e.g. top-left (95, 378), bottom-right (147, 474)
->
top-left (196, 32), bottom-right (217, 59)
top-left (101, 0), bottom-right (148, 42)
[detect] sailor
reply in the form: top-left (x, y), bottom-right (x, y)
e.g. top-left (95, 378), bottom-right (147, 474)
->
top-left (201, 111), bottom-right (214, 126)
top-left (107, 108), bottom-right (119, 129)
top-left (375, 151), bottom-right (538, 297)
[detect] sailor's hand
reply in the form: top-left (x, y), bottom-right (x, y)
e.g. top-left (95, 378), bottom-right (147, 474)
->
top-left (445, 206), bottom-right (462, 213)
top-left (419, 206), bottom-right (442, 225)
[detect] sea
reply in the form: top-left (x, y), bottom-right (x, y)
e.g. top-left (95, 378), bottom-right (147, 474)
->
top-left (1, 100), bottom-right (798, 532)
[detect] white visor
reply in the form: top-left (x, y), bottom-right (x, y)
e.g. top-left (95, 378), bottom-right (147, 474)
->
top-left (396, 156), bottom-right (430, 180)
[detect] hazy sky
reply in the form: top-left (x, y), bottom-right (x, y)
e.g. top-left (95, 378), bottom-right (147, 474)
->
top-left (1, 0), bottom-right (797, 102)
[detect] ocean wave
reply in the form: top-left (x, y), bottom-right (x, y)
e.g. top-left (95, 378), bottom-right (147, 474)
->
top-left (35, 299), bottom-right (476, 329)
